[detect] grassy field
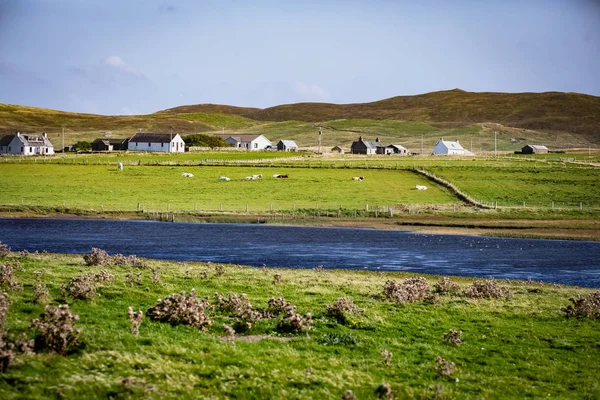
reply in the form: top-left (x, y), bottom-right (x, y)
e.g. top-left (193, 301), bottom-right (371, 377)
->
top-left (0, 252), bottom-right (599, 399)
top-left (0, 164), bottom-right (457, 212)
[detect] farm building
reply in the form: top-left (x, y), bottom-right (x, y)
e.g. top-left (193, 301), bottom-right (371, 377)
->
top-left (0, 132), bottom-right (54, 155)
top-left (277, 140), bottom-right (298, 152)
top-left (331, 146), bottom-right (345, 154)
top-left (387, 144), bottom-right (411, 155)
top-left (521, 144), bottom-right (549, 154)
top-left (351, 137), bottom-right (385, 155)
top-left (432, 138), bottom-right (473, 155)
top-left (91, 138), bottom-right (129, 151)
top-left (216, 134), bottom-right (272, 150)
top-left (128, 132), bottom-right (185, 153)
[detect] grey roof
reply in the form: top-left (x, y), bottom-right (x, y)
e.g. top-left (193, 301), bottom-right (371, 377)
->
top-left (130, 133), bottom-right (176, 143)
top-left (278, 140), bottom-right (297, 147)
top-left (93, 138), bottom-right (128, 145)
top-left (216, 134), bottom-right (263, 142)
top-left (388, 144), bottom-right (408, 150)
top-left (0, 133), bottom-right (53, 148)
top-left (438, 139), bottom-right (465, 150)
top-left (524, 144), bottom-right (548, 150)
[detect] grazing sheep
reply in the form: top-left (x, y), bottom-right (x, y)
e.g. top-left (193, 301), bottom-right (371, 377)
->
top-left (276, 174), bottom-right (289, 179)
top-left (272, 174), bottom-right (280, 178)
top-left (117, 161), bottom-right (123, 172)
top-left (415, 185), bottom-right (428, 190)
top-left (351, 177), bottom-right (364, 181)
top-left (181, 172), bottom-right (194, 178)
top-left (219, 176), bottom-right (230, 181)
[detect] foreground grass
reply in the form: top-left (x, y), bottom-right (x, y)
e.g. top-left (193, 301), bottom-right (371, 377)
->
top-left (0, 252), bottom-right (599, 399)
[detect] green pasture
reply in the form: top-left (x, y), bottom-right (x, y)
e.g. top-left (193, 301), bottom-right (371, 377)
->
top-left (1, 253), bottom-right (599, 399)
top-left (428, 165), bottom-right (600, 208)
top-left (0, 164), bottom-right (456, 212)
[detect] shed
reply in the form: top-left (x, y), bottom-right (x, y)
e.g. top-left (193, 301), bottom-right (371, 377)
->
top-left (521, 145), bottom-right (549, 154)
top-left (387, 144), bottom-right (411, 155)
top-left (92, 138), bottom-right (129, 151)
top-left (331, 146), bottom-right (345, 154)
top-left (351, 136), bottom-right (385, 155)
top-left (277, 140), bottom-right (298, 152)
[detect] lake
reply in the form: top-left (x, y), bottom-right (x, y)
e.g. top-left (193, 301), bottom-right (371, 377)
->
top-left (1, 218), bottom-right (599, 288)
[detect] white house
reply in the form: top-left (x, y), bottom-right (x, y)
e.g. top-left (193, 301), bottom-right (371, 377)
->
top-left (432, 138), bottom-right (473, 155)
top-left (128, 132), bottom-right (185, 153)
top-left (0, 132), bottom-right (55, 155)
top-left (216, 134), bottom-right (271, 150)
top-left (277, 140), bottom-right (298, 152)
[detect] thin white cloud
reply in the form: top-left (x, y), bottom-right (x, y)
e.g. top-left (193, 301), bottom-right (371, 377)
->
top-left (294, 82), bottom-right (330, 100)
top-left (103, 55), bottom-right (142, 77)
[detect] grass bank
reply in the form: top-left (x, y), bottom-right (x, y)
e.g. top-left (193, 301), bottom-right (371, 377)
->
top-left (0, 252), bottom-right (599, 399)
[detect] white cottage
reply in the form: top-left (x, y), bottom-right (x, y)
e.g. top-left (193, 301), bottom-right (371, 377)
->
top-left (128, 132), bottom-right (185, 153)
top-left (432, 138), bottom-right (473, 155)
top-left (216, 134), bottom-right (271, 150)
top-left (0, 132), bottom-right (54, 155)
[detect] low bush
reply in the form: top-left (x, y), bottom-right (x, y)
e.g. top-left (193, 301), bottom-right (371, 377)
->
top-left (0, 262), bottom-right (22, 291)
top-left (375, 383), bottom-right (393, 399)
top-left (30, 305), bottom-right (81, 355)
top-left (326, 297), bottom-right (364, 325)
top-left (61, 271), bottom-right (114, 300)
top-left (464, 279), bottom-right (511, 300)
top-left (147, 289), bottom-right (212, 330)
top-left (277, 301), bottom-right (312, 333)
top-left (380, 349), bottom-right (393, 366)
top-left (33, 271), bottom-right (51, 305)
top-left (127, 307), bottom-right (144, 336)
top-left (83, 248), bottom-right (146, 268)
top-left (0, 242), bottom-right (9, 258)
top-left (443, 329), bottom-right (463, 346)
top-left (318, 332), bottom-right (359, 346)
top-left (435, 356), bottom-right (456, 377)
top-left (563, 291), bottom-right (600, 320)
top-left (433, 277), bottom-right (460, 295)
top-left (382, 277), bottom-right (431, 304)
top-left (214, 292), bottom-right (262, 331)
top-left (124, 271), bottom-right (143, 287)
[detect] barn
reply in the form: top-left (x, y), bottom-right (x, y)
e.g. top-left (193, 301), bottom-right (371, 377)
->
top-left (387, 144), bottom-right (411, 155)
top-left (331, 146), bottom-right (345, 154)
top-left (521, 145), bottom-right (549, 154)
top-left (277, 140), bottom-right (298, 152)
top-left (92, 138), bottom-right (129, 151)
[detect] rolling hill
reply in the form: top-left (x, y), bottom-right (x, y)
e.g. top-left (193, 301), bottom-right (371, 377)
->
top-left (1, 89), bottom-right (599, 149)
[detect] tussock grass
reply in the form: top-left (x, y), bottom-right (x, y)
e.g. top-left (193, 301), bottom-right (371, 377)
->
top-left (0, 252), bottom-right (599, 398)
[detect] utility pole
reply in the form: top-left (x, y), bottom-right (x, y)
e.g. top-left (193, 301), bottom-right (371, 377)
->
top-left (494, 131), bottom-right (497, 158)
top-left (421, 135), bottom-right (423, 155)
top-left (170, 126), bottom-right (173, 153)
top-left (318, 127), bottom-right (322, 154)
top-left (62, 127), bottom-right (65, 153)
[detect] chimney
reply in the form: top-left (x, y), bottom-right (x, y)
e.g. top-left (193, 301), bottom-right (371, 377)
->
top-left (42, 132), bottom-right (47, 138)
top-left (455, 139), bottom-right (459, 143)
top-left (376, 137), bottom-right (379, 142)
top-left (359, 136), bottom-right (362, 141)
top-left (16, 132), bottom-right (20, 137)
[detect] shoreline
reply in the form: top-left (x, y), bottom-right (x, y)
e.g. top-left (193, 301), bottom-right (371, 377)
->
top-left (1, 210), bottom-right (598, 241)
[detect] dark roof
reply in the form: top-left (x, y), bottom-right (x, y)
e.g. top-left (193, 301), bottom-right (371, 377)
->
top-left (0, 134), bottom-right (15, 146)
top-left (129, 133), bottom-right (176, 143)
top-left (93, 138), bottom-right (128, 145)
top-left (524, 144), bottom-right (548, 150)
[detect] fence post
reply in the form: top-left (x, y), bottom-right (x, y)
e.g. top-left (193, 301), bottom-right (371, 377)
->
top-left (552, 201), bottom-right (554, 210)
top-left (523, 201), bottom-right (526, 208)
top-left (137, 203), bottom-right (141, 212)
top-left (220, 203), bottom-right (223, 211)
top-left (246, 203), bottom-right (248, 212)
top-left (365, 204), bottom-right (369, 211)
top-left (580, 202), bottom-right (583, 210)
top-left (270, 203), bottom-right (273, 212)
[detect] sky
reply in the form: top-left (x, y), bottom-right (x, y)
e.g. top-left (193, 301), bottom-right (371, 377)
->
top-left (0, 0), bottom-right (599, 115)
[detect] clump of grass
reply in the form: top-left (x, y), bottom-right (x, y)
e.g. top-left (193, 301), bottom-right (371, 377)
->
top-left (326, 297), bottom-right (364, 325)
top-left (83, 248), bottom-right (146, 268)
top-left (33, 271), bottom-right (51, 305)
top-left (433, 277), bottom-right (460, 295)
top-left (124, 271), bottom-right (143, 287)
top-left (342, 389), bottom-right (356, 400)
top-left (382, 277), bottom-right (431, 304)
top-left (314, 265), bottom-right (325, 272)
top-left (0, 242), bottom-right (10, 258)
top-left (214, 264), bottom-right (225, 277)
top-left (443, 329), bottom-right (463, 346)
top-left (435, 356), bottom-right (456, 377)
top-left (149, 267), bottom-right (163, 286)
top-left (464, 279), bottom-right (510, 300)
top-left (147, 289), bottom-right (212, 330)
top-left (223, 324), bottom-right (235, 341)
top-left (127, 307), bottom-right (143, 336)
top-left (563, 291), bottom-right (600, 320)
top-left (0, 292), bottom-right (9, 334)
top-left (273, 272), bottom-right (281, 285)
top-left (30, 305), bottom-right (81, 355)
top-left (214, 292), bottom-right (262, 331)
top-left (318, 332), bottom-right (359, 346)
top-left (375, 383), bottom-right (393, 399)
top-left (380, 349), bottom-right (393, 366)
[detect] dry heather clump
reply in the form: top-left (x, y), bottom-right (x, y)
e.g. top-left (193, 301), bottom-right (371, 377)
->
top-left (464, 279), bottom-right (510, 300)
top-left (0, 242), bottom-right (10, 258)
top-left (273, 273), bottom-right (281, 285)
top-left (214, 264), bottom-right (225, 277)
top-left (375, 383), bottom-right (392, 399)
top-left (215, 292), bottom-right (262, 329)
top-left (111, 253), bottom-right (147, 268)
top-left (0, 262), bottom-right (23, 291)
top-left (326, 297), bottom-right (364, 325)
top-left (83, 248), bottom-right (147, 268)
top-left (264, 297), bottom-right (290, 318)
top-left (125, 271), bottom-right (143, 287)
top-left (314, 265), bottom-right (325, 272)
top-left (33, 271), bottom-right (51, 305)
top-left (30, 305), bottom-right (81, 355)
top-left (433, 277), bottom-right (460, 295)
top-left (149, 267), bottom-right (163, 286)
top-left (0, 292), bottom-right (9, 333)
top-left (563, 291), bottom-right (600, 319)
top-left (147, 289), bottom-right (212, 330)
top-left (61, 271), bottom-right (114, 300)
top-left (277, 301), bottom-right (312, 333)
top-left (0, 333), bottom-right (34, 373)
top-left (443, 329), bottom-right (463, 346)
top-left (435, 356), bottom-right (456, 377)
top-left (383, 277), bottom-right (431, 304)
top-left (127, 307), bottom-right (144, 336)
top-left (223, 324), bottom-right (235, 340)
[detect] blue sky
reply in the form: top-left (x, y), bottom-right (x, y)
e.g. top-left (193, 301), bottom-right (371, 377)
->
top-left (0, 0), bottom-right (599, 115)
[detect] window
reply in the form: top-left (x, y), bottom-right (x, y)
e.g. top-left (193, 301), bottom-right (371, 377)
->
top-left (161, 143), bottom-right (164, 147)
top-left (148, 143), bottom-right (151, 147)
top-left (21, 147), bottom-right (23, 152)
top-left (30, 147), bottom-right (33, 152)
top-left (8, 147), bottom-right (11, 151)
top-left (254, 143), bottom-right (258, 148)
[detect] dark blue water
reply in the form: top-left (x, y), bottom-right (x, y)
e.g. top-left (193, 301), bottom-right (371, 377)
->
top-left (1, 218), bottom-right (599, 288)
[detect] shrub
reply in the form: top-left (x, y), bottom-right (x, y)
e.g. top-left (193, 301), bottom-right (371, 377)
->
top-left (435, 356), bottom-right (456, 377)
top-left (83, 248), bottom-right (111, 266)
top-left (149, 267), bottom-right (162, 286)
top-left (127, 307), bottom-right (144, 336)
top-left (314, 265), bottom-right (325, 272)
top-left (433, 277), bottom-right (460, 295)
top-left (273, 273), bottom-right (281, 285)
top-left (30, 305), bottom-right (81, 355)
top-left (223, 324), bottom-right (235, 340)
top-left (214, 264), bottom-right (225, 277)
top-left (380, 349), bottom-right (392, 366)
top-left (0, 292), bottom-right (8, 334)
top-left (563, 291), bottom-right (600, 319)
top-left (318, 332), bottom-right (359, 346)
top-left (125, 271), bottom-right (143, 287)
top-left (464, 279), bottom-right (510, 300)
top-left (277, 302), bottom-right (312, 333)
top-left (61, 271), bottom-right (113, 300)
top-left (443, 329), bottom-right (463, 346)
top-left (0, 333), bottom-right (34, 373)
top-left (326, 297), bottom-right (364, 325)
top-left (0, 242), bottom-right (10, 258)
top-left (112, 254), bottom-right (147, 268)
top-left (382, 277), bottom-right (431, 304)
top-left (147, 289), bottom-right (212, 330)
top-left (214, 292), bottom-right (262, 331)
top-left (375, 383), bottom-right (392, 399)
top-left (264, 297), bottom-right (290, 318)
top-left (33, 271), bottom-right (51, 305)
